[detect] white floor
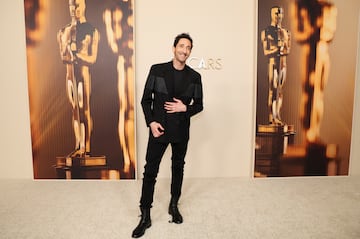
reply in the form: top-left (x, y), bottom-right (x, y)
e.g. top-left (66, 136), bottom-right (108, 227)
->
top-left (1, 176), bottom-right (360, 239)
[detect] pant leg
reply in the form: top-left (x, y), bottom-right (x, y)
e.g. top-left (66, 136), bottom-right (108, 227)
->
top-left (170, 140), bottom-right (188, 199)
top-left (140, 138), bottom-right (168, 208)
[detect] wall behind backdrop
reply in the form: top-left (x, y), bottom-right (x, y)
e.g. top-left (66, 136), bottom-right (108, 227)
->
top-left (1, 0), bottom-right (360, 179)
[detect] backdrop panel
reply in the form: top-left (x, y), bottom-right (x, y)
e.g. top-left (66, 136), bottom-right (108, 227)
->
top-left (24, 0), bottom-right (136, 179)
top-left (255, 0), bottom-right (358, 177)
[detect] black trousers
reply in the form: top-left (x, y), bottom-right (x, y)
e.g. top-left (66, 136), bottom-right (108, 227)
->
top-left (140, 137), bottom-right (188, 209)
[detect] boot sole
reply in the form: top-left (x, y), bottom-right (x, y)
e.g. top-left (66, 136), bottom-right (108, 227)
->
top-left (168, 210), bottom-right (183, 224)
top-left (132, 222), bottom-right (151, 238)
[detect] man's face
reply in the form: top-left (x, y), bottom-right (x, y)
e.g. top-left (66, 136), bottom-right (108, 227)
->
top-left (173, 38), bottom-right (192, 64)
top-left (271, 7), bottom-right (283, 25)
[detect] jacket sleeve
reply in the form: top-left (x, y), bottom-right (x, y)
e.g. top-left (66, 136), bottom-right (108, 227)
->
top-left (186, 75), bottom-right (203, 118)
top-left (141, 66), bottom-right (155, 126)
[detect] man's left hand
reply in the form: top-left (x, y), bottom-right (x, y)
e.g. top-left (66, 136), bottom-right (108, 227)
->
top-left (164, 98), bottom-right (186, 113)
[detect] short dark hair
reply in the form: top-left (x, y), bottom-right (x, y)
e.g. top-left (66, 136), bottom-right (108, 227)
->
top-left (173, 33), bottom-right (193, 49)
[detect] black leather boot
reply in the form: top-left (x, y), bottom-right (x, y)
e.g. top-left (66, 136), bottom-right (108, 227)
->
top-left (132, 208), bottom-right (151, 238)
top-left (168, 197), bottom-right (183, 224)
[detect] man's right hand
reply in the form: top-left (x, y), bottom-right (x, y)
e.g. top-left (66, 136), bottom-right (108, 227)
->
top-left (149, 121), bottom-right (165, 138)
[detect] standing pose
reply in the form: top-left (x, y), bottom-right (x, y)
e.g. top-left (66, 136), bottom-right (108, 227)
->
top-left (261, 6), bottom-right (291, 125)
top-left (291, 0), bottom-right (337, 143)
top-left (103, 0), bottom-right (135, 174)
top-left (58, 0), bottom-right (99, 156)
top-left (132, 33), bottom-right (203, 238)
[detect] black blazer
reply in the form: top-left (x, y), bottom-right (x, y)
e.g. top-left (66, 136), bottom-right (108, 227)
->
top-left (141, 61), bottom-right (203, 142)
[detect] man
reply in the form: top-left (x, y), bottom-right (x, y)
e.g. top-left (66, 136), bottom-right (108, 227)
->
top-left (261, 6), bottom-right (291, 125)
top-left (57, 0), bottom-right (99, 157)
top-left (132, 33), bottom-right (203, 238)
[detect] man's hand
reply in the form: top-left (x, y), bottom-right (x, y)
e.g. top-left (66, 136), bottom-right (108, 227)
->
top-left (149, 121), bottom-right (164, 138)
top-left (164, 98), bottom-right (186, 113)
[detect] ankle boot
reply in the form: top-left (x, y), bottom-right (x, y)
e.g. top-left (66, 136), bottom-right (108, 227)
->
top-left (132, 208), bottom-right (151, 238)
top-left (168, 197), bottom-right (183, 224)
